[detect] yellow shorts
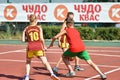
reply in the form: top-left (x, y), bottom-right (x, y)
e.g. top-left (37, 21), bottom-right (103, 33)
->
top-left (27, 50), bottom-right (45, 58)
top-left (61, 43), bottom-right (69, 49)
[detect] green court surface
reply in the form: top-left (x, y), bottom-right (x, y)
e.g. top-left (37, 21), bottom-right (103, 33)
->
top-left (0, 40), bottom-right (120, 47)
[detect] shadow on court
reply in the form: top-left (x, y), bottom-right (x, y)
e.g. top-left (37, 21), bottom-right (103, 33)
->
top-left (0, 73), bottom-right (23, 80)
top-left (32, 66), bottom-right (50, 76)
top-left (32, 66), bottom-right (47, 71)
top-left (32, 66), bottom-right (97, 79)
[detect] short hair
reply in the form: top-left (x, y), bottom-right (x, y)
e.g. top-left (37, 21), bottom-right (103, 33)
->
top-left (66, 18), bottom-right (74, 25)
top-left (64, 12), bottom-right (74, 22)
top-left (66, 12), bottom-right (74, 18)
top-left (29, 14), bottom-right (37, 22)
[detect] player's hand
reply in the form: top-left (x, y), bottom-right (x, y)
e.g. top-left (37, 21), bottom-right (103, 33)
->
top-left (43, 46), bottom-right (47, 51)
top-left (58, 42), bottom-right (61, 48)
top-left (47, 44), bottom-right (53, 49)
top-left (58, 37), bottom-right (61, 48)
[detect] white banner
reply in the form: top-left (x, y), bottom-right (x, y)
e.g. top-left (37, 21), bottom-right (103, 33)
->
top-left (0, 3), bottom-right (120, 22)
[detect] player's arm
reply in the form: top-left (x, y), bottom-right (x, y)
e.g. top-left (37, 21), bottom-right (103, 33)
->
top-left (60, 21), bottom-right (66, 32)
top-left (58, 36), bottom-right (61, 47)
top-left (49, 30), bottom-right (66, 48)
top-left (22, 28), bottom-right (26, 42)
top-left (39, 26), bottom-right (46, 50)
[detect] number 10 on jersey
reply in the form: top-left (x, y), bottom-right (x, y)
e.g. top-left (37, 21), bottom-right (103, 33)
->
top-left (29, 32), bottom-right (39, 41)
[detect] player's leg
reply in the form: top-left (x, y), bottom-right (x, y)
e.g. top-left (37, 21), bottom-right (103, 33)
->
top-left (62, 50), bottom-right (76, 77)
top-left (56, 48), bottom-right (68, 67)
top-left (23, 51), bottom-right (33, 80)
top-left (62, 56), bottom-right (75, 77)
top-left (40, 56), bottom-right (60, 80)
top-left (63, 48), bottom-right (73, 73)
top-left (77, 50), bottom-right (107, 79)
top-left (53, 48), bottom-right (67, 74)
top-left (74, 57), bottom-right (84, 71)
top-left (25, 58), bottom-right (31, 76)
top-left (86, 60), bottom-right (106, 79)
top-left (36, 50), bottom-right (60, 80)
top-left (52, 57), bottom-right (62, 74)
top-left (40, 56), bottom-right (54, 74)
top-left (23, 59), bottom-right (31, 80)
top-left (55, 57), bottom-right (62, 68)
top-left (24, 58), bottom-right (31, 80)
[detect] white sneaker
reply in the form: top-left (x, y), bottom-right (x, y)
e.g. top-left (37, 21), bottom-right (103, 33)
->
top-left (65, 71), bottom-right (76, 77)
top-left (74, 65), bottom-right (84, 71)
top-left (100, 74), bottom-right (107, 80)
top-left (51, 74), bottom-right (60, 80)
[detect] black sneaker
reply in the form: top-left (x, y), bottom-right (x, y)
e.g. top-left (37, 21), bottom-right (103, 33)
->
top-left (53, 67), bottom-right (58, 75)
top-left (74, 65), bottom-right (84, 71)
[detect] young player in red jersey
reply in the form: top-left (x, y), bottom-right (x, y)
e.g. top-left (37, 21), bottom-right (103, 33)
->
top-left (48, 18), bottom-right (107, 79)
top-left (52, 12), bottom-right (84, 75)
top-left (22, 14), bottom-right (60, 80)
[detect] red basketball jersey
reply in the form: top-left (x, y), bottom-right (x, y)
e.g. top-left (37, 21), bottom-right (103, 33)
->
top-left (25, 26), bottom-right (43, 51)
top-left (66, 28), bottom-right (85, 52)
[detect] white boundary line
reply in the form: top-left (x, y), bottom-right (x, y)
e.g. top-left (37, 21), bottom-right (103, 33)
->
top-left (46, 52), bottom-right (120, 58)
top-left (7, 48), bottom-right (118, 52)
top-left (0, 49), bottom-right (25, 55)
top-left (85, 67), bottom-right (120, 80)
top-left (47, 52), bottom-right (120, 58)
top-left (0, 59), bottom-right (119, 68)
top-left (90, 53), bottom-right (120, 57)
top-left (48, 49), bottom-right (120, 52)
top-left (88, 50), bottom-right (120, 53)
top-left (0, 49), bottom-right (120, 58)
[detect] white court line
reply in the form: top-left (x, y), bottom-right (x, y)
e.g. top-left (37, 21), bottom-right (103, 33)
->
top-left (88, 50), bottom-right (120, 53)
top-left (0, 49), bottom-right (25, 55)
top-left (90, 53), bottom-right (120, 58)
top-left (0, 59), bottom-right (119, 68)
top-left (11, 49), bottom-right (120, 58)
top-left (85, 67), bottom-right (120, 80)
top-left (48, 49), bottom-right (120, 52)
top-left (46, 52), bottom-right (120, 58)
top-left (1, 49), bottom-right (120, 58)
top-left (1, 48), bottom-right (120, 54)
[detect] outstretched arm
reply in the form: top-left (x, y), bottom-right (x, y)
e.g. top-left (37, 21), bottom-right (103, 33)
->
top-left (60, 21), bottom-right (66, 32)
top-left (58, 36), bottom-right (61, 47)
top-left (48, 30), bottom-right (66, 48)
top-left (22, 28), bottom-right (26, 42)
top-left (39, 26), bottom-right (46, 50)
